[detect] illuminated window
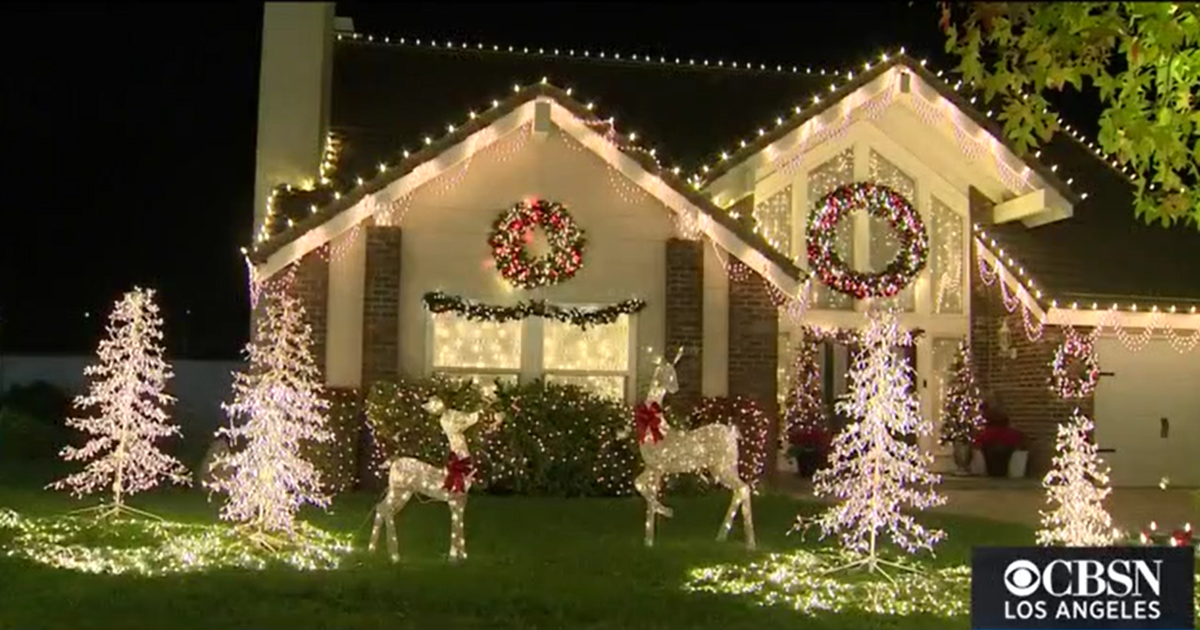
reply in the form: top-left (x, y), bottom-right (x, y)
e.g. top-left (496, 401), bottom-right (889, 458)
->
top-left (930, 196), bottom-right (964, 314)
top-left (543, 314), bottom-right (632, 401)
top-left (807, 149), bottom-right (855, 311)
top-left (868, 150), bottom-right (917, 312)
top-left (430, 313), bottom-right (522, 386)
top-left (754, 186), bottom-right (793, 257)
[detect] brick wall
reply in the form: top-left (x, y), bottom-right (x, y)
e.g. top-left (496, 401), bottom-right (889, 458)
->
top-left (665, 238), bottom-right (704, 414)
top-left (362, 225), bottom-right (402, 388)
top-left (291, 246), bottom-right (330, 379)
top-left (727, 259), bottom-right (780, 480)
top-left (968, 188), bottom-right (1093, 476)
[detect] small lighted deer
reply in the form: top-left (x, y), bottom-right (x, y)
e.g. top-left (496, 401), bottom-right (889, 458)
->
top-left (633, 347), bottom-right (756, 549)
top-left (369, 394), bottom-right (484, 562)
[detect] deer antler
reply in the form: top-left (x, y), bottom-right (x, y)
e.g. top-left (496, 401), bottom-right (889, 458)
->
top-left (671, 346), bottom-right (685, 365)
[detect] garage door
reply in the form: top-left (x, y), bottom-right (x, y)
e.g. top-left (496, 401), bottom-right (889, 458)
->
top-left (1094, 337), bottom-right (1200, 488)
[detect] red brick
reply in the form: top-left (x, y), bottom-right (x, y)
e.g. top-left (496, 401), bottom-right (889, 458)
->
top-left (362, 225), bottom-right (402, 387)
top-left (728, 258), bottom-right (780, 482)
top-left (665, 238), bottom-right (704, 414)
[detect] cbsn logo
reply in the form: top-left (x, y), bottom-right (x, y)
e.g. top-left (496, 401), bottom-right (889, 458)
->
top-left (972, 547), bottom-right (1194, 630)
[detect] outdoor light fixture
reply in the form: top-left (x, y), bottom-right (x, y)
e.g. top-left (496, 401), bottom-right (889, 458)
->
top-left (997, 319), bottom-right (1017, 359)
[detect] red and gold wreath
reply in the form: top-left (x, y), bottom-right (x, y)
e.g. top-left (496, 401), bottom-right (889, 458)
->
top-left (488, 199), bottom-right (587, 290)
top-left (806, 182), bottom-right (929, 299)
top-left (1050, 334), bottom-right (1101, 399)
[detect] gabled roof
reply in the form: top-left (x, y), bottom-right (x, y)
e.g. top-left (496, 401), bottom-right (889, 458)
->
top-left (249, 82), bottom-right (805, 291)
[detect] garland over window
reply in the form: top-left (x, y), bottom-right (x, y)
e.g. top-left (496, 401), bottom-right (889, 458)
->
top-left (423, 291), bottom-right (644, 329)
top-left (807, 182), bottom-right (929, 299)
top-left (488, 199), bottom-right (587, 290)
top-left (1050, 333), bottom-right (1101, 399)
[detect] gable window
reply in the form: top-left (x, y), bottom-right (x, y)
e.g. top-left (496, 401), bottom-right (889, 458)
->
top-left (930, 196), bottom-right (964, 314)
top-left (428, 308), bottom-right (634, 401)
top-left (867, 150), bottom-right (917, 312)
top-left (807, 149), bottom-right (856, 311)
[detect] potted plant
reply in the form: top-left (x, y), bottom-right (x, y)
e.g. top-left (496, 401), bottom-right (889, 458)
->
top-left (974, 420), bottom-right (1025, 478)
top-left (787, 425), bottom-right (831, 478)
top-left (1008, 431), bottom-right (1029, 479)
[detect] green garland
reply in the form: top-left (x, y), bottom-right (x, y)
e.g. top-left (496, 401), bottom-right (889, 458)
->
top-left (423, 291), bottom-right (645, 329)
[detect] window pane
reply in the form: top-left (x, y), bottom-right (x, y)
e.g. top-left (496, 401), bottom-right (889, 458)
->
top-left (754, 186), bottom-right (793, 257)
top-left (544, 374), bottom-right (626, 401)
top-left (431, 313), bottom-right (522, 370)
top-left (543, 315), bottom-right (630, 372)
top-left (806, 149), bottom-right (855, 310)
top-left (931, 196), bottom-right (965, 314)
top-left (868, 150), bottom-right (917, 312)
top-left (432, 371), bottom-right (520, 388)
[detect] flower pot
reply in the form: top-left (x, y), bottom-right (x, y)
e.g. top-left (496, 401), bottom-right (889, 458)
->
top-left (983, 446), bottom-right (1014, 477)
top-left (792, 448), bottom-right (824, 478)
top-left (1008, 449), bottom-right (1028, 479)
top-left (952, 442), bottom-right (974, 473)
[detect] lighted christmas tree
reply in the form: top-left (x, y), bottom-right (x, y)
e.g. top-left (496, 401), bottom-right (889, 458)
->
top-left (783, 328), bottom-right (825, 434)
top-left (208, 290), bottom-right (332, 538)
top-left (50, 287), bottom-right (189, 516)
top-left (811, 309), bottom-right (945, 575)
top-left (1037, 408), bottom-right (1117, 547)
top-left (938, 340), bottom-right (983, 445)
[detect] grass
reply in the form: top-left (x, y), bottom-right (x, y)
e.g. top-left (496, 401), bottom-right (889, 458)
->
top-left (0, 461), bottom-right (1033, 630)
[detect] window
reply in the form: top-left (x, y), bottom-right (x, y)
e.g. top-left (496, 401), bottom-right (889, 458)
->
top-left (428, 309), bottom-right (633, 401)
top-left (868, 150), bottom-right (917, 312)
top-left (930, 196), bottom-right (965, 314)
top-left (430, 313), bottom-right (522, 387)
top-left (754, 186), bottom-right (793, 257)
top-left (807, 149), bottom-right (856, 311)
top-left (543, 314), bottom-right (632, 401)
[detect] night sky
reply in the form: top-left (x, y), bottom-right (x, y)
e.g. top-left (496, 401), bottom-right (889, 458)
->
top-left (3, 2), bottom-right (1045, 360)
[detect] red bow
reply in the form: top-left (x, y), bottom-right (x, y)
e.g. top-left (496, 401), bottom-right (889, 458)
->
top-left (635, 402), bottom-right (664, 444)
top-left (443, 453), bottom-right (474, 494)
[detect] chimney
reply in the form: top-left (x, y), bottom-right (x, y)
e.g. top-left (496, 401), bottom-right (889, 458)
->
top-left (252, 2), bottom-right (337, 240)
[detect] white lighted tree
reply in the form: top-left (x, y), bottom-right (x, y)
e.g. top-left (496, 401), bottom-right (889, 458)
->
top-left (1037, 408), bottom-right (1118, 547)
top-left (50, 287), bottom-right (189, 517)
top-left (208, 290), bottom-right (332, 539)
top-left (810, 309), bottom-right (945, 577)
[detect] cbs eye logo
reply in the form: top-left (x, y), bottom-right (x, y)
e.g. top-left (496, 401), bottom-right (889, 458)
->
top-left (1004, 560), bottom-right (1042, 597)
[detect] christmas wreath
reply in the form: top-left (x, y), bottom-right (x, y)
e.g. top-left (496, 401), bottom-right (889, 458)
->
top-left (1050, 334), bottom-right (1101, 399)
top-left (806, 182), bottom-right (929, 299)
top-left (489, 199), bottom-right (586, 289)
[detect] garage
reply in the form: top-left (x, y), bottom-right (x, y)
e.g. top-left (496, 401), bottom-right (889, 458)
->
top-left (1094, 336), bottom-right (1200, 488)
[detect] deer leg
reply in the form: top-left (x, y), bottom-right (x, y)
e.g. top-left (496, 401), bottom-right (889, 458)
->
top-left (635, 470), bottom-right (662, 547)
top-left (384, 490), bottom-right (412, 563)
top-left (448, 495), bottom-right (467, 562)
top-left (739, 483), bottom-right (756, 550)
top-left (368, 488), bottom-right (392, 554)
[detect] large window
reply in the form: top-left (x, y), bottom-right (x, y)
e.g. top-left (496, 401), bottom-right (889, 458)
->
top-left (868, 150), bottom-right (917, 312)
top-left (430, 313), bottom-right (522, 387)
top-left (807, 149), bottom-right (856, 311)
top-left (930, 196), bottom-right (965, 314)
top-left (429, 309), bottom-right (633, 401)
top-left (543, 314), bottom-right (632, 401)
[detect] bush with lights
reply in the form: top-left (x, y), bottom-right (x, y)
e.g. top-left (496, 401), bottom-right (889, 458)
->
top-left (686, 397), bottom-right (770, 488)
top-left (367, 377), bottom-right (637, 497)
top-left (302, 388), bottom-right (362, 494)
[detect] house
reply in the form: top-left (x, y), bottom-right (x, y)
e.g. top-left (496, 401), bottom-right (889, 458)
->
top-left (246, 4), bottom-right (1200, 487)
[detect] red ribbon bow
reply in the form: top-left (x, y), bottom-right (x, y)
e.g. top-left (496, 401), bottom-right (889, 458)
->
top-left (443, 453), bottom-right (474, 494)
top-left (635, 402), bottom-right (664, 444)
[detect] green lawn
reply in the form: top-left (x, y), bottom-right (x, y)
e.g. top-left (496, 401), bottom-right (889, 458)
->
top-left (0, 462), bottom-right (1032, 630)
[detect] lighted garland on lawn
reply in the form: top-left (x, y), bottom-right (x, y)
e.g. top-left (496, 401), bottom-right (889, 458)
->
top-left (1049, 333), bottom-right (1101, 399)
top-left (423, 291), bottom-right (645, 329)
top-left (807, 182), bottom-right (929, 299)
top-left (489, 198), bottom-right (587, 289)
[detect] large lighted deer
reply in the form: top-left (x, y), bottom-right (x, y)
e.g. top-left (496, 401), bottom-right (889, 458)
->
top-left (369, 395), bottom-right (485, 562)
top-left (633, 347), bottom-right (756, 549)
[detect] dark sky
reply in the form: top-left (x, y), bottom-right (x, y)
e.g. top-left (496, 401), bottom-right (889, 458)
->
top-left (2, 2), bottom-right (960, 360)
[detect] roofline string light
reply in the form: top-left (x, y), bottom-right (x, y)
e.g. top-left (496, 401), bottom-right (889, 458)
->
top-left (974, 230), bottom-right (1200, 352)
top-left (334, 32), bottom-right (1132, 209)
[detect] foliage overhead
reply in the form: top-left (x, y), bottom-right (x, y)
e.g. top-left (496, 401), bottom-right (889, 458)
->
top-left (941, 1), bottom-right (1200, 229)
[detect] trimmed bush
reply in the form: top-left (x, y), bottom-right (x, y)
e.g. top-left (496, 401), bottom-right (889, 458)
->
top-left (0, 408), bottom-right (65, 460)
top-left (366, 377), bottom-right (637, 497)
top-left (304, 388), bottom-right (362, 494)
top-left (0, 381), bottom-right (73, 428)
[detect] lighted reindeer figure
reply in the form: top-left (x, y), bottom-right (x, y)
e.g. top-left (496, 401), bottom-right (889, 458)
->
top-left (369, 394), bottom-right (485, 562)
top-left (633, 347), bottom-right (756, 549)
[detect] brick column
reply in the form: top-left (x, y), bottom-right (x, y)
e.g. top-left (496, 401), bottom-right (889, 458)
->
top-left (361, 225), bottom-right (402, 388)
top-left (727, 259), bottom-right (780, 482)
top-left (292, 247), bottom-right (330, 379)
top-left (665, 238), bottom-right (704, 414)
